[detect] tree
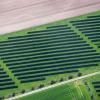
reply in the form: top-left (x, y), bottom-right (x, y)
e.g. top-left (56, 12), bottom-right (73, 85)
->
top-left (59, 78), bottom-right (64, 82)
top-left (38, 84), bottom-right (44, 88)
top-left (12, 93), bottom-right (16, 97)
top-left (68, 75), bottom-right (73, 80)
top-left (21, 89), bottom-right (25, 94)
top-left (31, 87), bottom-right (35, 90)
top-left (50, 80), bottom-right (56, 85)
top-left (77, 72), bottom-right (82, 77)
top-left (0, 96), bottom-right (4, 100)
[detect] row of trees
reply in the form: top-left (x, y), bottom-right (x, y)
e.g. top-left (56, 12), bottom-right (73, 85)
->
top-left (1, 72), bottom-right (82, 99)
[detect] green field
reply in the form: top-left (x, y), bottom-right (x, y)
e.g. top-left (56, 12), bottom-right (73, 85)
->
top-left (0, 10), bottom-right (100, 99)
top-left (19, 82), bottom-right (90, 100)
top-left (19, 74), bottom-right (100, 100)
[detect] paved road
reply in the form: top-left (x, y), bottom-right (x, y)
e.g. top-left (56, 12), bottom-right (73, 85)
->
top-left (0, 0), bottom-right (100, 34)
top-left (5, 71), bottom-right (100, 100)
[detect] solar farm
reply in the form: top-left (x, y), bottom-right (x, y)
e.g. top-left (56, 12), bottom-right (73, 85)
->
top-left (0, 10), bottom-right (100, 100)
